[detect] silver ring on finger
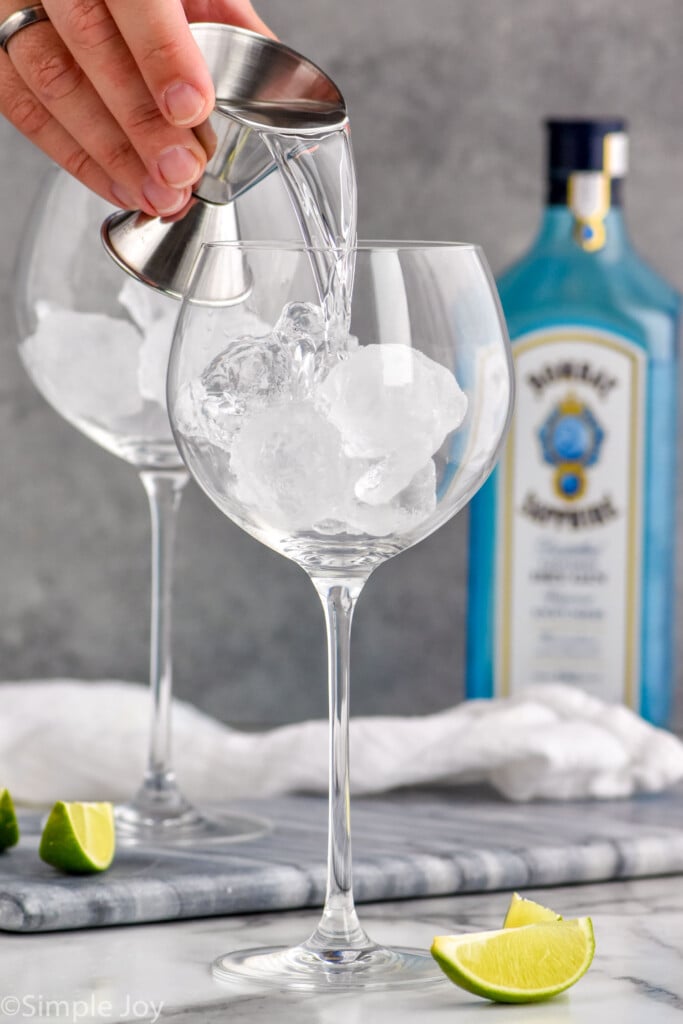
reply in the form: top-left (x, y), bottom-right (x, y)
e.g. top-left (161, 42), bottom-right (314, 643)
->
top-left (0, 4), bottom-right (50, 53)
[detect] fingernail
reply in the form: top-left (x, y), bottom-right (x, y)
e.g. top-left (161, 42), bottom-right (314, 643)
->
top-left (142, 178), bottom-right (189, 215)
top-left (111, 182), bottom-right (137, 209)
top-left (157, 145), bottom-right (202, 188)
top-left (163, 82), bottom-right (207, 125)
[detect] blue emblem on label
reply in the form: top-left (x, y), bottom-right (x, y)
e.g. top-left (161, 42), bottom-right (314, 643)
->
top-left (539, 393), bottom-right (604, 500)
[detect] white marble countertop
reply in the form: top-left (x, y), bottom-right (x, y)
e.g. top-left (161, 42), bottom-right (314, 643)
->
top-left (2, 874), bottom-right (682, 1023)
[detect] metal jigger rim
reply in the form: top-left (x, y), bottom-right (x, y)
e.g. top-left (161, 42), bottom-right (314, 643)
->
top-left (100, 22), bottom-right (347, 299)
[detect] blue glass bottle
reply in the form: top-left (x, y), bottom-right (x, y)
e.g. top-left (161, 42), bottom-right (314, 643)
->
top-left (466, 119), bottom-right (679, 727)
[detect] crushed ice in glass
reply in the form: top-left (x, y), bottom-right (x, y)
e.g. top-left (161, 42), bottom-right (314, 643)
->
top-left (203, 336), bottom-right (294, 414)
top-left (176, 302), bottom-right (468, 537)
top-left (21, 303), bottom-right (144, 421)
top-left (230, 402), bottom-right (355, 531)
top-left (20, 278), bottom-right (179, 430)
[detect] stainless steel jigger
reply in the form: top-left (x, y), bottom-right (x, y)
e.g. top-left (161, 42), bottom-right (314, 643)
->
top-left (101, 23), bottom-right (347, 302)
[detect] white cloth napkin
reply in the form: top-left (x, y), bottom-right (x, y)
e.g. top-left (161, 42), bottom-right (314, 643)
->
top-left (2, 680), bottom-right (682, 805)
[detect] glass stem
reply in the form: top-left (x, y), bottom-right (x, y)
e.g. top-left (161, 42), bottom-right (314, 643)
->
top-left (138, 468), bottom-right (189, 805)
top-left (306, 576), bottom-right (373, 953)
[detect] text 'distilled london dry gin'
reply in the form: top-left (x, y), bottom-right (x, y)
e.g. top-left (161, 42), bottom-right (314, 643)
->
top-left (466, 119), bottom-right (680, 726)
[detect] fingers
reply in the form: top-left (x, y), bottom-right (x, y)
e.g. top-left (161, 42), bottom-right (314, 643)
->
top-left (0, 0), bottom-right (277, 213)
top-left (0, 38), bottom-right (127, 206)
top-left (41, 0), bottom-right (206, 209)
top-left (106, 0), bottom-right (215, 127)
top-left (0, 0), bottom-right (196, 214)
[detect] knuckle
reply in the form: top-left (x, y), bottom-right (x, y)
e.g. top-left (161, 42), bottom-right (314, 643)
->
top-left (7, 92), bottom-right (50, 137)
top-left (140, 36), bottom-right (183, 67)
top-left (62, 0), bottom-right (119, 52)
top-left (62, 147), bottom-right (94, 182)
top-left (123, 98), bottom-right (166, 136)
top-left (100, 135), bottom-right (136, 175)
top-left (32, 51), bottom-right (84, 102)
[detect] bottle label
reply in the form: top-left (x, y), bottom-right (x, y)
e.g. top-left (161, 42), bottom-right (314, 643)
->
top-left (494, 327), bottom-right (646, 706)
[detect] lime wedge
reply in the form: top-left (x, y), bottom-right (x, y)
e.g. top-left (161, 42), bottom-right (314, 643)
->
top-left (431, 918), bottom-right (595, 1003)
top-left (39, 801), bottom-right (115, 874)
top-left (503, 891), bottom-right (563, 928)
top-left (0, 789), bottom-right (19, 851)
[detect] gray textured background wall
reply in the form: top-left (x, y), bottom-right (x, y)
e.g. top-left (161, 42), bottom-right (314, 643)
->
top-left (0, 0), bottom-right (681, 728)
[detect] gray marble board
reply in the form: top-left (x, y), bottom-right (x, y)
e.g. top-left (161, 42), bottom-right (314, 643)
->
top-left (2, 786), bottom-right (683, 932)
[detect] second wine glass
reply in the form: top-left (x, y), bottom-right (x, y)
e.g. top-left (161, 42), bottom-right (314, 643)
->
top-left (14, 170), bottom-right (267, 844)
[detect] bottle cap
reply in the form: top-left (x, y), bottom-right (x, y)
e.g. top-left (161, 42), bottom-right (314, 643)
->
top-left (546, 119), bottom-right (629, 178)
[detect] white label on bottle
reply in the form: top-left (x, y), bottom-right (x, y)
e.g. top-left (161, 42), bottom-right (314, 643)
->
top-left (494, 328), bottom-right (646, 706)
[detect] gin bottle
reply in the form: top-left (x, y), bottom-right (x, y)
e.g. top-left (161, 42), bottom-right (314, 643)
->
top-left (466, 119), bottom-right (680, 726)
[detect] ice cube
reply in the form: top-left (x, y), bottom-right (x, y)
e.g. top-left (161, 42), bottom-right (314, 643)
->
top-left (274, 301), bottom-right (328, 350)
top-left (317, 343), bottom-right (467, 501)
top-left (137, 306), bottom-right (178, 406)
top-left (318, 343), bottom-right (468, 457)
top-left (118, 277), bottom-right (172, 333)
top-left (172, 329), bottom-right (295, 453)
top-left (116, 278), bottom-right (179, 407)
top-left (348, 459), bottom-right (438, 537)
top-left (353, 448), bottom-right (439, 505)
top-left (202, 335), bottom-right (296, 417)
top-left (229, 401), bottom-right (352, 532)
top-left (171, 379), bottom-right (238, 453)
top-left (272, 301), bottom-right (325, 393)
top-left (273, 301), bottom-right (359, 386)
top-left (21, 307), bottom-right (144, 421)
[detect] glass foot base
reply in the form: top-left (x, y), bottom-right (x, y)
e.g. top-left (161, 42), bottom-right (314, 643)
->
top-left (114, 801), bottom-right (269, 846)
top-left (212, 942), bottom-right (444, 991)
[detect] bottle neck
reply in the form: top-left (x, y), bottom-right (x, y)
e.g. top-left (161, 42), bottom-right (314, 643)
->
top-left (541, 123), bottom-right (630, 257)
top-left (547, 176), bottom-right (624, 207)
top-left (536, 200), bottom-right (629, 258)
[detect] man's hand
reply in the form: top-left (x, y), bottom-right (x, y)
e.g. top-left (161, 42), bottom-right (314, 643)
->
top-left (0, 0), bottom-right (275, 214)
